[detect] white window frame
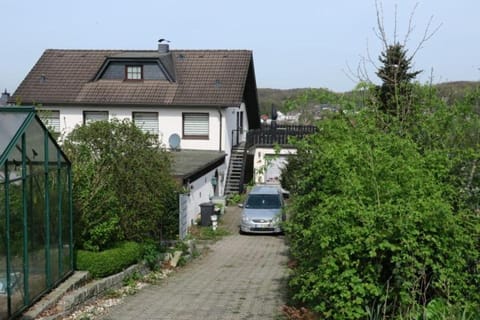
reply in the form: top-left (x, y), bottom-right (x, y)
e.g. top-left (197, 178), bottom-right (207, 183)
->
top-left (126, 65), bottom-right (143, 80)
top-left (183, 112), bottom-right (209, 139)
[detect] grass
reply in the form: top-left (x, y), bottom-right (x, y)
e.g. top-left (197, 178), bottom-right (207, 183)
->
top-left (189, 224), bottom-right (230, 241)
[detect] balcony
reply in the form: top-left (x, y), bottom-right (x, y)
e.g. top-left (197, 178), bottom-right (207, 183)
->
top-left (245, 123), bottom-right (317, 148)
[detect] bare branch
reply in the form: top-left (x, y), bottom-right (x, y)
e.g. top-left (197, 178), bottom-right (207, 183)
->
top-left (365, 38), bottom-right (381, 71)
top-left (394, 4), bottom-right (398, 44)
top-left (374, 0), bottom-right (389, 49)
top-left (410, 15), bottom-right (442, 58)
top-left (344, 37), bottom-right (380, 84)
top-left (343, 61), bottom-right (361, 83)
top-left (344, 55), bottom-right (373, 85)
top-left (403, 2), bottom-right (420, 46)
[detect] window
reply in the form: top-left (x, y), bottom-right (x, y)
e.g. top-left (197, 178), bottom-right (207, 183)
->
top-left (38, 110), bottom-right (60, 133)
top-left (183, 113), bottom-right (209, 139)
top-left (125, 65), bottom-right (143, 80)
top-left (83, 111), bottom-right (108, 124)
top-left (132, 112), bottom-right (159, 136)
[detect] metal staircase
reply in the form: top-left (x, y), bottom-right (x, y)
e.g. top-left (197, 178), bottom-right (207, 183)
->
top-left (225, 142), bottom-right (247, 195)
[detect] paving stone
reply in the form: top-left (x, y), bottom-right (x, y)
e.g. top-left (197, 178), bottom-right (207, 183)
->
top-left (101, 205), bottom-right (288, 320)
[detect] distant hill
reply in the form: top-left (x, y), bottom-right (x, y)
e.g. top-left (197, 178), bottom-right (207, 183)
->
top-left (257, 88), bottom-right (311, 115)
top-left (257, 81), bottom-right (480, 114)
top-left (434, 81), bottom-right (480, 103)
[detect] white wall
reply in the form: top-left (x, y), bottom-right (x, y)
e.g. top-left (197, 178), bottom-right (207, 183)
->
top-left (44, 104), bottom-right (249, 199)
top-left (253, 147), bottom-right (297, 184)
top-left (44, 103), bottom-right (251, 154)
top-left (46, 106), bottom-right (228, 151)
top-left (183, 163), bottom-right (226, 227)
top-left (223, 102), bottom-right (248, 150)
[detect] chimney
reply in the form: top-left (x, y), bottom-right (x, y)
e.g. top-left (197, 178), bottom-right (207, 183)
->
top-left (0, 89), bottom-right (10, 106)
top-left (158, 39), bottom-right (170, 54)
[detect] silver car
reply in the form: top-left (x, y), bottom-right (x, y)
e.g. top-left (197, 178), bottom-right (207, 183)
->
top-left (239, 185), bottom-right (285, 234)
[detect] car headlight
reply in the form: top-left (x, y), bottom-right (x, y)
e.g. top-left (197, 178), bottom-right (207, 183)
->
top-left (242, 215), bottom-right (250, 223)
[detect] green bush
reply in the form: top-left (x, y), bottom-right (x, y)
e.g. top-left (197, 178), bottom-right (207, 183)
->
top-left (141, 240), bottom-right (166, 271)
top-left (283, 113), bottom-right (479, 319)
top-left (227, 192), bottom-right (245, 205)
top-left (63, 119), bottom-right (180, 251)
top-left (76, 242), bottom-right (143, 278)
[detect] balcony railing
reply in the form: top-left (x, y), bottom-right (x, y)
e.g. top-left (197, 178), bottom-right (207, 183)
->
top-left (246, 123), bottom-right (317, 148)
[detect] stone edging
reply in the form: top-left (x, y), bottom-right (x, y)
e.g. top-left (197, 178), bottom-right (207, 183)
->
top-left (23, 240), bottom-right (201, 320)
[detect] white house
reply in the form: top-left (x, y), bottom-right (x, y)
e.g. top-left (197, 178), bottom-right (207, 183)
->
top-left (10, 43), bottom-right (261, 230)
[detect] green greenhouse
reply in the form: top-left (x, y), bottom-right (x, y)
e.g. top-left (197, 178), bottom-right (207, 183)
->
top-left (0, 107), bottom-right (73, 319)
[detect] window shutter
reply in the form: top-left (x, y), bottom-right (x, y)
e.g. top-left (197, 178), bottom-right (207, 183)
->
top-left (39, 110), bottom-right (60, 133)
top-left (183, 113), bottom-right (209, 137)
top-left (133, 112), bottom-right (159, 135)
top-left (84, 111), bottom-right (108, 124)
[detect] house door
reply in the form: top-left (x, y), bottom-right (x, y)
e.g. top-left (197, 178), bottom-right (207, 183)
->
top-left (235, 111), bottom-right (244, 145)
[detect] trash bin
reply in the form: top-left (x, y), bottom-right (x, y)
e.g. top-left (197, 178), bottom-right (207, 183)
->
top-left (199, 202), bottom-right (215, 226)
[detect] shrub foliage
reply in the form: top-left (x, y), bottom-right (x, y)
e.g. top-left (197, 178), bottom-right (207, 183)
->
top-left (282, 86), bottom-right (480, 318)
top-left (63, 119), bottom-right (180, 251)
top-left (76, 241), bottom-right (143, 278)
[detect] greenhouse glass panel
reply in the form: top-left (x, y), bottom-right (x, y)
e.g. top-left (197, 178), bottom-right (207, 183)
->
top-left (27, 165), bottom-right (47, 301)
top-left (60, 168), bottom-right (72, 275)
top-left (5, 141), bottom-right (22, 179)
top-left (0, 113), bottom-right (28, 158)
top-left (0, 182), bottom-right (7, 319)
top-left (7, 178), bottom-right (26, 313)
top-left (48, 169), bottom-right (60, 285)
top-left (24, 118), bottom-right (46, 166)
top-left (47, 134), bottom-right (58, 164)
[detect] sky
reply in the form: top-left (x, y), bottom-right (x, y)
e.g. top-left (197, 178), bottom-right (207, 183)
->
top-left (1, 0), bottom-right (479, 93)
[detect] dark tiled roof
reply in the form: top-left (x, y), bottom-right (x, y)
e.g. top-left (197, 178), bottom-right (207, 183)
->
top-left (11, 49), bottom-right (254, 107)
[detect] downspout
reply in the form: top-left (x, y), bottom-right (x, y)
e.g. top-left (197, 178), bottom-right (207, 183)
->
top-left (217, 107), bottom-right (223, 152)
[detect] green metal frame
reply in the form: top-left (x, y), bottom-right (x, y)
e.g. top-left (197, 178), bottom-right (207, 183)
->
top-left (4, 162), bottom-right (12, 315)
top-left (21, 133), bottom-right (29, 305)
top-left (0, 106), bottom-right (74, 319)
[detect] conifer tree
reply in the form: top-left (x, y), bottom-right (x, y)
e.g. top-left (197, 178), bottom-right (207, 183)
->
top-left (376, 43), bottom-right (421, 117)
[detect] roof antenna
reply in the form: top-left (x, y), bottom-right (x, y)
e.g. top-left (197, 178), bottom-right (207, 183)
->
top-left (158, 39), bottom-right (170, 43)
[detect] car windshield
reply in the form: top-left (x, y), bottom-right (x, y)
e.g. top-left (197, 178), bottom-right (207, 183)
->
top-left (245, 194), bottom-right (281, 209)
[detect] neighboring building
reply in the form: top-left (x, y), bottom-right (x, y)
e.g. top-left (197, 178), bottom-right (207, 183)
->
top-left (10, 43), bottom-right (261, 228)
top-left (246, 123), bottom-right (317, 185)
top-left (0, 89), bottom-right (10, 106)
top-left (253, 147), bottom-right (297, 184)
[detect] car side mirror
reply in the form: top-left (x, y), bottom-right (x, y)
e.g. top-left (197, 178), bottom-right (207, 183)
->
top-left (238, 203), bottom-right (244, 208)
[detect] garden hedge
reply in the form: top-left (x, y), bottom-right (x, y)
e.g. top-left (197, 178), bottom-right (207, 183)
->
top-left (76, 242), bottom-right (143, 278)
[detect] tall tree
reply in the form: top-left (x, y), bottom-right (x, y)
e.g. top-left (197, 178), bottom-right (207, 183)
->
top-left (348, 1), bottom-right (441, 124)
top-left (376, 42), bottom-right (421, 117)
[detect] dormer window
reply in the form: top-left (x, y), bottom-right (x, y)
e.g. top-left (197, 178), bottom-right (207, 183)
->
top-left (125, 65), bottom-right (143, 80)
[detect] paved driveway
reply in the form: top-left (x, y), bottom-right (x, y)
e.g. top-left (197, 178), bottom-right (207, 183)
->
top-left (101, 206), bottom-right (289, 320)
